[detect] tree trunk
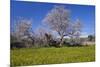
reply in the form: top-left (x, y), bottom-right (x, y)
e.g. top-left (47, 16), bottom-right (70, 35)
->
top-left (59, 35), bottom-right (64, 47)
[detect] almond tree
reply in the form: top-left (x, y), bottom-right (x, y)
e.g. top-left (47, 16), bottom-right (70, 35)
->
top-left (35, 27), bottom-right (53, 47)
top-left (43, 6), bottom-right (70, 47)
top-left (11, 18), bottom-right (34, 47)
top-left (69, 19), bottom-right (82, 45)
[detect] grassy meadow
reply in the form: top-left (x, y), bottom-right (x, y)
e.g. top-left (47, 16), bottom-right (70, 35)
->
top-left (11, 45), bottom-right (95, 66)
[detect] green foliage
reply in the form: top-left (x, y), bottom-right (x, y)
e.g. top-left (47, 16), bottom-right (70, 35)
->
top-left (88, 35), bottom-right (95, 41)
top-left (11, 45), bottom-right (95, 66)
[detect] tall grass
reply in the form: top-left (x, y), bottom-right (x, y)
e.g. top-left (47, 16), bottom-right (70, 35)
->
top-left (11, 45), bottom-right (95, 66)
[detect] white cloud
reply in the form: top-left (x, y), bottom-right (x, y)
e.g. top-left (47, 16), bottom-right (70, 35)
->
top-left (80, 32), bottom-right (88, 38)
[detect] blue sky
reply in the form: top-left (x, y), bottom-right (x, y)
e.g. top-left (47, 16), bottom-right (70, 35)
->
top-left (10, 1), bottom-right (95, 37)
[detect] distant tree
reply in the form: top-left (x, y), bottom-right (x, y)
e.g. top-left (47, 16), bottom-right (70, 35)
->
top-left (34, 28), bottom-right (48, 47)
top-left (68, 19), bottom-right (82, 45)
top-left (11, 18), bottom-right (34, 48)
top-left (43, 6), bottom-right (70, 47)
top-left (45, 33), bottom-right (53, 46)
top-left (88, 35), bottom-right (95, 41)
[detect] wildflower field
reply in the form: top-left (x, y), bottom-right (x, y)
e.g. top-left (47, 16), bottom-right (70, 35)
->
top-left (11, 45), bottom-right (95, 66)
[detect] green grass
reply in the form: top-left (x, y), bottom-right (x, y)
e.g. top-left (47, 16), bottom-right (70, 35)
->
top-left (11, 45), bottom-right (95, 66)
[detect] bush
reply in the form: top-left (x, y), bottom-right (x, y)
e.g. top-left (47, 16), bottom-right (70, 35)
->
top-left (11, 42), bottom-right (25, 49)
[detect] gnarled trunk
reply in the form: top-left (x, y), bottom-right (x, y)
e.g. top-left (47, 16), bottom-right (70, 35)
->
top-left (59, 35), bottom-right (64, 47)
